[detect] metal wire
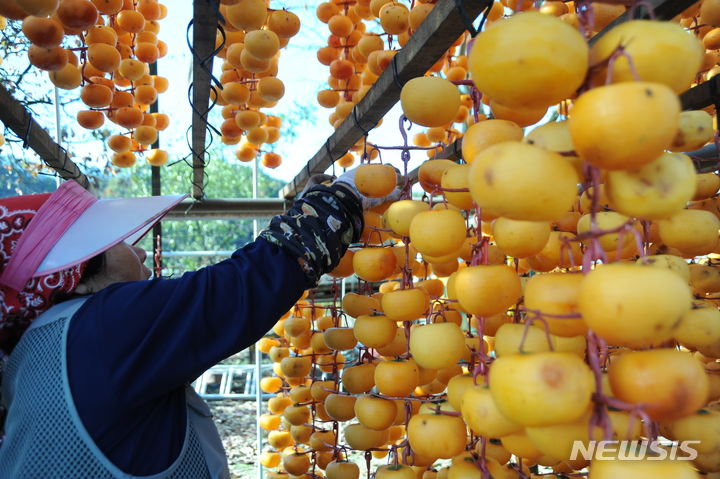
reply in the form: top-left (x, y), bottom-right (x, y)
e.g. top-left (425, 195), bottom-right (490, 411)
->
top-left (390, 55), bottom-right (405, 90)
top-left (454, 0), bottom-right (480, 37)
top-left (183, 8), bottom-right (225, 199)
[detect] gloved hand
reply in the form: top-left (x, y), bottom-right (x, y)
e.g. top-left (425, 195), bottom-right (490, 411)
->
top-left (334, 165), bottom-right (405, 210)
top-left (298, 174), bottom-right (335, 199)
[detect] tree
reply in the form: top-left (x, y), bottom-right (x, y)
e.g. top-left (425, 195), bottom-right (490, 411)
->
top-left (100, 146), bottom-right (286, 276)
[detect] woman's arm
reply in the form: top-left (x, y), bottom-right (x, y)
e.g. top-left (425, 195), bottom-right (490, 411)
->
top-left (67, 182), bottom-right (363, 410)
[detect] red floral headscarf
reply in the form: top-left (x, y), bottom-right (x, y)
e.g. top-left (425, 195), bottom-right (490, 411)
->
top-left (0, 193), bottom-right (87, 355)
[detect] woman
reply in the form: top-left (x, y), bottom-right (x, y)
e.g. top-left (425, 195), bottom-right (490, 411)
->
top-left (0, 170), bottom-right (387, 478)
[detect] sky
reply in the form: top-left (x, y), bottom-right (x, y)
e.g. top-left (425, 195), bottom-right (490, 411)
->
top-left (139, 1), bottom-right (437, 186)
top-left (3, 1), bottom-right (547, 194)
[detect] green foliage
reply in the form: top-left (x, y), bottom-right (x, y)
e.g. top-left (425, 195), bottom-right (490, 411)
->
top-left (99, 150), bottom-right (285, 276)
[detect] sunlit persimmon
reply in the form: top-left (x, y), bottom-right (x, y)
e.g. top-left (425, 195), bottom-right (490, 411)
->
top-left (490, 352), bottom-right (594, 427)
top-left (454, 264), bottom-right (521, 317)
top-left (343, 423), bottom-right (388, 451)
top-left (57, 0), bottom-right (97, 29)
top-left (324, 393), bottom-right (356, 422)
top-left (461, 384), bottom-right (522, 437)
top-left (353, 314), bottom-right (397, 349)
top-left (259, 413), bottom-right (281, 431)
top-left (354, 163), bottom-right (396, 198)
top-left (492, 217), bottom-right (550, 259)
top-left (409, 209), bottom-right (466, 258)
top-left (352, 247), bottom-right (397, 282)
top-left (495, 324), bottom-right (583, 360)
top-left (590, 20), bottom-right (703, 93)
top-left (462, 119), bottom-right (523, 164)
top-left (524, 273), bottom-right (586, 337)
top-left (469, 142), bottom-right (577, 221)
top-left (22, 16), bottom-right (63, 48)
top-left (408, 413), bottom-right (467, 459)
top-left (260, 376), bottom-right (282, 394)
top-left (118, 58), bottom-right (146, 81)
top-left (107, 134), bottom-right (132, 153)
top-left (354, 395), bottom-right (397, 431)
top-left (609, 349), bottom-right (709, 421)
top-left (326, 461), bottom-right (360, 479)
top-left (267, 9), bottom-right (300, 38)
top-left (280, 356), bottom-right (311, 378)
top-left (111, 151), bottom-right (136, 168)
top-left (400, 76), bottom-right (460, 127)
top-left (381, 288), bottom-right (429, 322)
top-left (375, 359), bottom-right (419, 397)
top-left (469, 12), bottom-right (587, 109)
top-left (417, 159), bottom-right (456, 194)
top-left (28, 45), bottom-right (66, 70)
top-left (48, 62), bottom-right (81, 89)
top-left (441, 164), bottom-right (473, 210)
top-left (323, 327), bottom-right (357, 351)
top-left (342, 363), bottom-right (376, 394)
top-left (569, 82), bottom-right (680, 170)
top-left (410, 322), bottom-right (465, 370)
top-left (379, 1), bottom-right (409, 34)
top-left (658, 209), bottom-right (720, 257)
top-left (143, 149), bottom-right (167, 167)
top-left (579, 264), bottom-right (691, 348)
top-left (76, 110), bottom-right (104, 130)
top-left (605, 152), bottom-right (696, 220)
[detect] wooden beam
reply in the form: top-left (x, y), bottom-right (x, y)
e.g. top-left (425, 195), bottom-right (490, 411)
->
top-left (280, 0), bottom-right (493, 199)
top-left (589, 0), bottom-right (700, 45)
top-left (0, 82), bottom-right (89, 189)
top-left (679, 75), bottom-right (720, 111)
top-left (190, 0), bottom-right (220, 200)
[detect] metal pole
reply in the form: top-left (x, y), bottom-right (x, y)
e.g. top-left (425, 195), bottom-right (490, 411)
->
top-left (53, 87), bottom-right (61, 188)
top-left (149, 62), bottom-right (162, 276)
top-left (253, 156), bottom-right (263, 479)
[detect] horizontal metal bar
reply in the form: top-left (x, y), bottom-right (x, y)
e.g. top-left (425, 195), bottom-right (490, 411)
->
top-left (201, 394), bottom-right (274, 401)
top-left (166, 198), bottom-right (289, 220)
top-left (161, 250), bottom-right (236, 257)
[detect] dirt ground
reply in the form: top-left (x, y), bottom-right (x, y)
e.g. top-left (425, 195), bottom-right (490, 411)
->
top-left (208, 399), bottom-right (266, 479)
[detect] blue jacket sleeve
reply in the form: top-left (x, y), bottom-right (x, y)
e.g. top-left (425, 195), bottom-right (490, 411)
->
top-left (68, 238), bottom-right (305, 407)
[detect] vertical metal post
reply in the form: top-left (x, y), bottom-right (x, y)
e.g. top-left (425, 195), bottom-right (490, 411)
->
top-left (53, 87), bottom-right (61, 188)
top-left (150, 62), bottom-right (162, 276)
top-left (253, 156), bottom-right (263, 479)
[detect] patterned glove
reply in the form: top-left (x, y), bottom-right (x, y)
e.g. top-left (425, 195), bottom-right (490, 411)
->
top-left (259, 183), bottom-right (364, 288)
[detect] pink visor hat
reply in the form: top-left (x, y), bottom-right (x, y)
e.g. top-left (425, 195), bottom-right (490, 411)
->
top-left (0, 180), bottom-right (187, 292)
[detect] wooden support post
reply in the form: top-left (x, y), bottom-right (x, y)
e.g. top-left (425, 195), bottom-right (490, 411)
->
top-left (0, 82), bottom-right (89, 189)
top-left (279, 0), bottom-right (492, 199)
top-left (190, 0), bottom-right (220, 200)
